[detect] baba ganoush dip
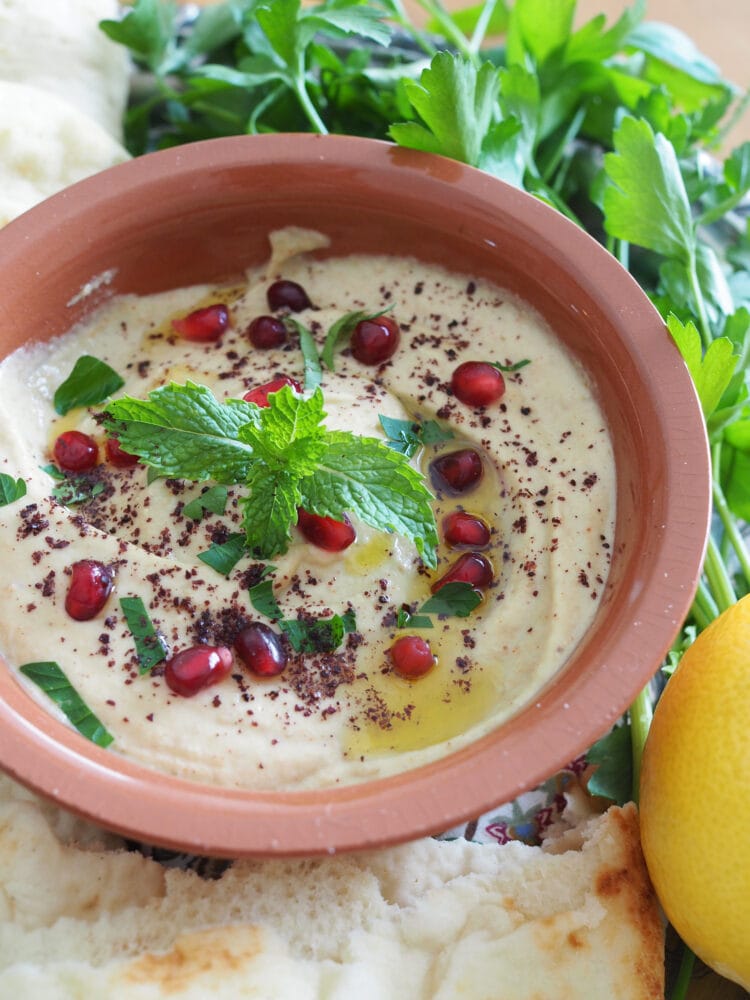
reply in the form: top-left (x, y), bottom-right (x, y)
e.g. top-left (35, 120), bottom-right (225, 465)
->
top-left (0, 229), bottom-right (615, 791)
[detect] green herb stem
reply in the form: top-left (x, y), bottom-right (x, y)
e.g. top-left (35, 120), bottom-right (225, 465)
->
top-left (703, 532), bottom-right (737, 614)
top-left (294, 60), bottom-right (328, 134)
top-left (410, 0), bottom-right (476, 64)
top-left (690, 578), bottom-right (718, 631)
top-left (629, 683), bottom-right (652, 804)
top-left (712, 472), bottom-right (750, 591)
top-left (669, 945), bottom-right (696, 1000)
top-left (687, 250), bottom-right (713, 350)
top-left (468, 0), bottom-right (499, 54)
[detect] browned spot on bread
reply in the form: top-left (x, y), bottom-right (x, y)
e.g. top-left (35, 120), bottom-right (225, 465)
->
top-left (123, 925), bottom-right (265, 993)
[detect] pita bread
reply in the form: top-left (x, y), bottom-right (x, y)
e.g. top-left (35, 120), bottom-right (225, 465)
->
top-left (0, 81), bottom-right (129, 227)
top-left (0, 769), bottom-right (663, 998)
top-left (0, 0), bottom-right (129, 139)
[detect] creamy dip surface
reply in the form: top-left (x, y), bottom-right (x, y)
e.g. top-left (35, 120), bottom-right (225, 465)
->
top-left (0, 230), bottom-right (615, 790)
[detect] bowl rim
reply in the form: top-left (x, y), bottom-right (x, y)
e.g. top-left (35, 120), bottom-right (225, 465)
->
top-left (0, 133), bottom-right (711, 856)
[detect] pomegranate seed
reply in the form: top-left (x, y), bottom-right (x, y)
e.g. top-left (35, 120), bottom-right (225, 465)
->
top-left (172, 303), bottom-right (229, 342)
top-left (296, 508), bottom-right (356, 551)
top-left (53, 430), bottom-right (98, 472)
top-left (451, 362), bottom-right (505, 407)
top-left (243, 375), bottom-right (302, 408)
top-left (267, 280), bottom-right (311, 312)
top-left (235, 623), bottom-right (287, 678)
top-left (164, 645), bottom-right (233, 697)
top-left (247, 315), bottom-right (287, 348)
top-left (65, 560), bottom-right (113, 620)
top-left (429, 448), bottom-right (483, 495)
top-left (443, 511), bottom-right (490, 548)
top-left (431, 552), bottom-right (494, 593)
top-left (390, 636), bottom-right (435, 679)
top-left (350, 316), bottom-right (400, 365)
top-left (105, 436), bottom-right (139, 468)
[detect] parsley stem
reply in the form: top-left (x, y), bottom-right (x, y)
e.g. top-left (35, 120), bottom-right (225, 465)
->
top-left (468, 0), bottom-right (498, 54)
top-left (410, 0), bottom-right (476, 64)
top-left (294, 59), bottom-right (328, 134)
top-left (703, 533), bottom-right (737, 614)
top-left (669, 944), bottom-right (696, 1000)
top-left (629, 683), bottom-right (652, 803)
top-left (712, 466), bottom-right (750, 589)
top-left (687, 250), bottom-right (713, 350)
top-left (691, 578), bottom-right (718, 631)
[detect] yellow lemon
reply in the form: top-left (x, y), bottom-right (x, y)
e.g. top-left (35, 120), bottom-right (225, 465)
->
top-left (639, 595), bottom-right (750, 990)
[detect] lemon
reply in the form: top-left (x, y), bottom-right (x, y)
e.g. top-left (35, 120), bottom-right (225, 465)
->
top-left (640, 596), bottom-right (750, 990)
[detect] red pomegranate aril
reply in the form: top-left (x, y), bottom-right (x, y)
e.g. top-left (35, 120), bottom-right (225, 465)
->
top-left (65, 560), bottom-right (113, 620)
top-left (53, 430), bottom-right (98, 472)
top-left (172, 303), bottom-right (229, 342)
top-left (243, 375), bottom-right (302, 408)
top-left (431, 552), bottom-right (494, 593)
top-left (442, 511), bottom-right (491, 548)
top-left (247, 315), bottom-right (287, 349)
top-left (105, 436), bottom-right (139, 468)
top-left (164, 645), bottom-right (233, 697)
top-left (390, 635), bottom-right (436, 679)
top-left (451, 361), bottom-right (505, 407)
top-left (350, 316), bottom-right (400, 365)
top-left (267, 280), bottom-right (311, 313)
top-left (235, 623), bottom-right (287, 678)
top-left (429, 448), bottom-right (483, 495)
top-left (296, 508), bottom-right (356, 552)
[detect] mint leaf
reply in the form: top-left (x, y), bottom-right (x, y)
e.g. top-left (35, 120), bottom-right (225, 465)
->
top-left (302, 430), bottom-right (438, 567)
top-left (242, 465), bottom-right (300, 558)
top-left (490, 359), bottom-right (531, 373)
top-left (198, 532), bottom-right (247, 575)
top-left (285, 318), bottom-right (322, 392)
top-left (52, 478), bottom-right (105, 506)
top-left (321, 307), bottom-right (392, 370)
top-left (379, 415), bottom-right (453, 458)
top-left (54, 355), bottom-right (125, 416)
top-left (279, 610), bottom-right (355, 653)
top-left (248, 567), bottom-right (282, 619)
top-left (0, 474), bottom-right (26, 506)
top-left (586, 723), bottom-right (632, 806)
top-left (104, 381), bottom-right (258, 483)
top-left (182, 485), bottom-right (228, 521)
top-left (239, 387), bottom-right (327, 477)
top-left (119, 596), bottom-right (168, 674)
top-left (420, 582), bottom-right (483, 618)
top-left (603, 116), bottom-right (695, 262)
top-left (667, 314), bottom-right (738, 417)
top-left (19, 661), bottom-right (114, 748)
top-left (41, 464), bottom-right (65, 481)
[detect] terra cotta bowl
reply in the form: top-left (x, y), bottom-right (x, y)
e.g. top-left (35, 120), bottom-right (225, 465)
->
top-left (0, 134), bottom-right (710, 856)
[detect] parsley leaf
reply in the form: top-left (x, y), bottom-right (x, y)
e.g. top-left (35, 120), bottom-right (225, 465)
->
top-left (119, 596), bottom-right (168, 674)
top-left (198, 532), bottom-right (247, 575)
top-left (285, 318), bottom-right (323, 392)
top-left (248, 566), bottom-right (281, 619)
top-left (490, 359), bottom-right (531, 373)
top-left (397, 582), bottom-right (482, 628)
top-left (603, 116), bottom-right (695, 263)
top-left (104, 381), bottom-right (258, 483)
top-left (19, 661), bottom-right (114, 748)
top-left (53, 355), bottom-right (125, 416)
top-left (182, 485), bottom-right (229, 521)
top-left (667, 314), bottom-right (738, 418)
top-left (280, 609), bottom-right (356, 653)
top-left (0, 474), bottom-right (26, 506)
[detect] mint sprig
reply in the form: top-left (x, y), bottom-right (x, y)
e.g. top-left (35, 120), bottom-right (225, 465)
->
top-left (105, 383), bottom-right (437, 566)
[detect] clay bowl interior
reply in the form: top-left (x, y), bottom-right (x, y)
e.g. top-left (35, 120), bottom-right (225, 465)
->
top-left (0, 134), bottom-right (710, 857)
